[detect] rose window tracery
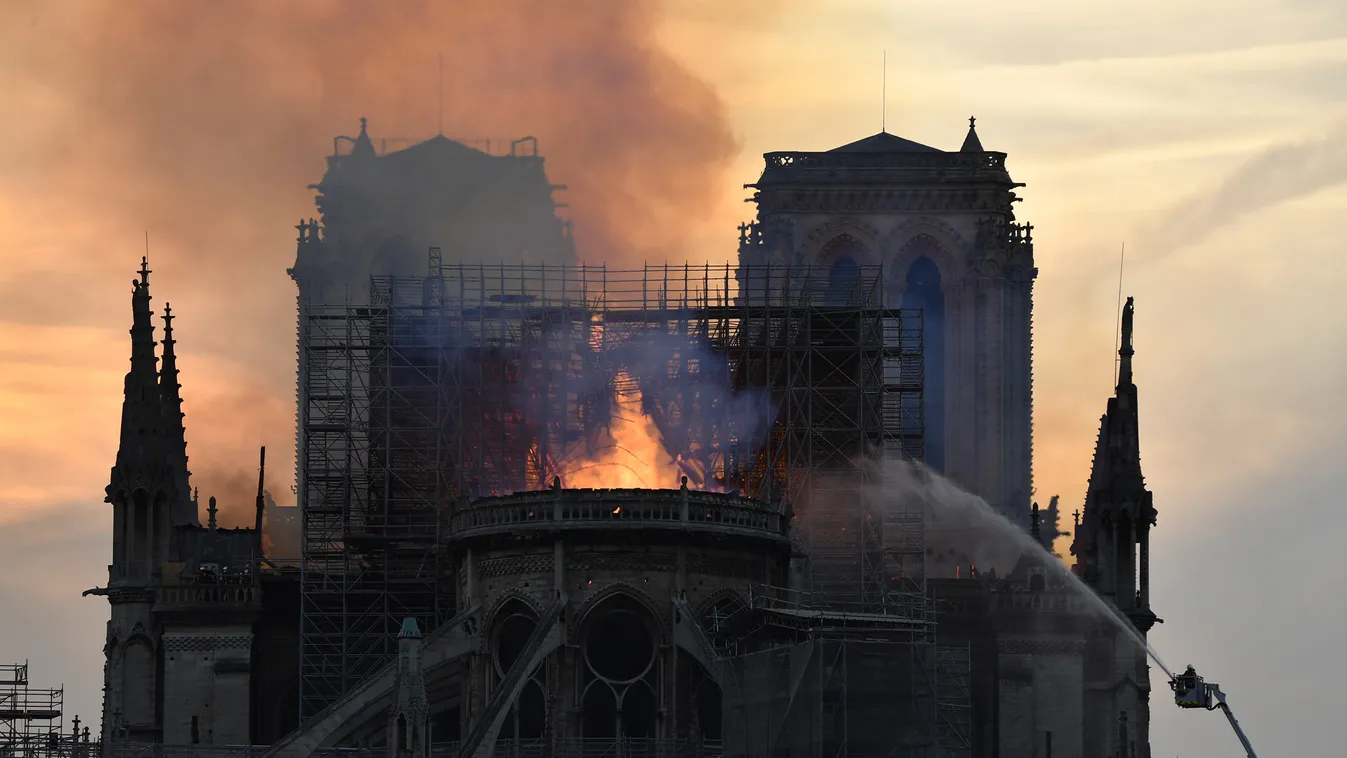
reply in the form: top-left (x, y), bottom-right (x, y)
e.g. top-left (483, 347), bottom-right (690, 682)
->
top-left (580, 597), bottom-right (660, 739)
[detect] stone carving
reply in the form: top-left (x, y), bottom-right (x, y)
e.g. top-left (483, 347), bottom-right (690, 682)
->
top-left (800, 220), bottom-right (882, 264)
top-left (566, 553), bottom-right (676, 574)
top-left (478, 554), bottom-right (554, 579)
top-left (161, 634), bottom-right (253, 653)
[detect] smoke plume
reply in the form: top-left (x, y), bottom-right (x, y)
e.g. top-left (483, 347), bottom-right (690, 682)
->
top-left (17, 0), bottom-right (740, 269)
top-left (1138, 119), bottom-right (1347, 260)
top-left (3, 0), bottom-right (763, 511)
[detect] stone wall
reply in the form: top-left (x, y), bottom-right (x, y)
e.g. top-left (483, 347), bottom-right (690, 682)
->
top-left (161, 628), bottom-right (253, 745)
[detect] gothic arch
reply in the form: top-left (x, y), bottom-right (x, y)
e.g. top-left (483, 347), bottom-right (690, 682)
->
top-left (800, 221), bottom-right (882, 266)
top-left (883, 218), bottom-right (966, 286)
top-left (572, 582), bottom-right (666, 641)
top-left (693, 588), bottom-right (743, 621)
top-left (481, 590), bottom-right (545, 653)
top-left (576, 589), bottom-right (663, 739)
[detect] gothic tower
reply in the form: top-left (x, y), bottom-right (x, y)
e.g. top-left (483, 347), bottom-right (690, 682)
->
top-left (102, 258), bottom-right (194, 743)
top-left (1070, 296), bottom-right (1160, 757)
top-left (737, 120), bottom-right (1036, 525)
top-left (98, 259), bottom-right (265, 747)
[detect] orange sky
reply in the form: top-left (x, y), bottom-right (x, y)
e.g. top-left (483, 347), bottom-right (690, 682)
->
top-left (2, 1), bottom-right (1347, 754)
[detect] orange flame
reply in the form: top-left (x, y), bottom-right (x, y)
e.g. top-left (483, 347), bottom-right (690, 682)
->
top-left (563, 374), bottom-right (681, 490)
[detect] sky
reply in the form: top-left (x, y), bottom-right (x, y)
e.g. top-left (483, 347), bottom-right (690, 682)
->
top-left (1, 0), bottom-right (1345, 754)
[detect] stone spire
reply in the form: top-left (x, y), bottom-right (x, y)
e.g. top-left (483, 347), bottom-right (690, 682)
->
top-left (351, 117), bottom-right (376, 160)
top-left (387, 617), bottom-right (429, 758)
top-left (159, 302), bottom-right (197, 527)
top-left (1070, 296), bottom-right (1158, 633)
top-left (107, 257), bottom-right (161, 502)
top-left (960, 116), bottom-right (984, 152)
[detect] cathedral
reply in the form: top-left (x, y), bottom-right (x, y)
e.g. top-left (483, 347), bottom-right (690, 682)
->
top-left (92, 118), bottom-right (1159, 758)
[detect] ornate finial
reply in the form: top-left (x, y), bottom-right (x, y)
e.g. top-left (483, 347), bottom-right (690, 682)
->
top-left (138, 256), bottom-right (151, 286)
top-left (1072, 509), bottom-right (1081, 529)
top-left (208, 496), bottom-right (218, 530)
top-left (1031, 501), bottom-right (1041, 541)
top-left (163, 302), bottom-right (173, 326)
top-left (969, 115), bottom-right (976, 129)
top-left (359, 116), bottom-right (368, 134)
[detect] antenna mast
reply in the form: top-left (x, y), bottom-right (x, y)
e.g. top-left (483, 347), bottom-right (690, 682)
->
top-left (882, 49), bottom-right (887, 133)
top-left (437, 52), bottom-right (444, 136)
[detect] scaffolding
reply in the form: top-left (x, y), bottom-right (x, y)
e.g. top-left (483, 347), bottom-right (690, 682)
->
top-left (0, 663), bottom-right (92, 758)
top-left (296, 258), bottom-right (926, 724)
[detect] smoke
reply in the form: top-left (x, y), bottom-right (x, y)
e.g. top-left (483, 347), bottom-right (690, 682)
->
top-left (856, 455), bottom-right (1173, 675)
top-left (3, 0), bottom-right (772, 513)
top-left (17, 0), bottom-right (742, 271)
top-left (527, 328), bottom-right (777, 493)
top-left (623, 330), bottom-right (777, 490)
top-left (1138, 119), bottom-right (1347, 260)
top-left (183, 387), bottom-right (291, 533)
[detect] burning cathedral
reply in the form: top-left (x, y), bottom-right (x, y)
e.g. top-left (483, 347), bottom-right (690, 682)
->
top-left (91, 117), bottom-right (1159, 757)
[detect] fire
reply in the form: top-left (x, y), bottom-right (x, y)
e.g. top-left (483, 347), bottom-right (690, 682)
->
top-left (563, 374), bottom-right (682, 490)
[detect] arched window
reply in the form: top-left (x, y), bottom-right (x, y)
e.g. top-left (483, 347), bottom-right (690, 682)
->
top-left (491, 601), bottom-right (547, 741)
top-left (581, 595), bottom-right (660, 739)
top-left (904, 254), bottom-right (945, 472)
top-left (818, 234), bottom-right (869, 306)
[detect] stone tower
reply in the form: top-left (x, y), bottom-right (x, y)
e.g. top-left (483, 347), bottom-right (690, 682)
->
top-left (101, 258), bottom-right (195, 744)
top-left (289, 118), bottom-right (574, 308)
top-left (737, 120), bottom-right (1036, 525)
top-left (1070, 296), bottom-right (1160, 757)
top-left (97, 260), bottom-right (267, 747)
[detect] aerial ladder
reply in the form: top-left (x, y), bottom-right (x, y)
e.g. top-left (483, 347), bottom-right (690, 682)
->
top-left (1169, 665), bottom-right (1258, 758)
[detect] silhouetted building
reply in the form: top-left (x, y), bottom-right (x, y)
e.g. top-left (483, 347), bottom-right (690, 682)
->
top-left (90, 260), bottom-right (301, 747)
top-left (92, 122), bottom-right (1157, 758)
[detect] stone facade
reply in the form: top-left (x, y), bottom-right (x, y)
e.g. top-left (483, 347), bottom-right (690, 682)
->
top-left (453, 485), bottom-right (791, 746)
top-left (93, 125), bottom-right (1161, 758)
top-left (738, 126), bottom-right (1036, 527)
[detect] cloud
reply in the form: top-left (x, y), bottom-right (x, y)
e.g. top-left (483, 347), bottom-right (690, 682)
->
top-left (1137, 119), bottom-right (1347, 261)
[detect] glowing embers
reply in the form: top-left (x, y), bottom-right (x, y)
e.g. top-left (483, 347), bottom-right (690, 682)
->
top-left (492, 603), bottom-right (547, 740)
top-left (562, 372), bottom-right (681, 490)
top-left (581, 596), bottom-right (659, 739)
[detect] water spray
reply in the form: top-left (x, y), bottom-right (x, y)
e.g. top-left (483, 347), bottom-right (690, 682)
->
top-left (880, 459), bottom-right (1264, 753)
top-left (881, 459), bottom-right (1173, 677)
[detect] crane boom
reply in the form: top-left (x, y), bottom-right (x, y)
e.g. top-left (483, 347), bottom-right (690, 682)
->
top-left (1213, 689), bottom-right (1257, 758)
top-left (1170, 666), bottom-right (1258, 758)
